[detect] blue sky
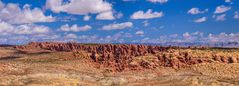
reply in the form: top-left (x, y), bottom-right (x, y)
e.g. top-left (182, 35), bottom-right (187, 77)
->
top-left (0, 0), bottom-right (238, 44)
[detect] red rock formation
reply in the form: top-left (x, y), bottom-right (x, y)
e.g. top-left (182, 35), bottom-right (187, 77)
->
top-left (15, 42), bottom-right (239, 72)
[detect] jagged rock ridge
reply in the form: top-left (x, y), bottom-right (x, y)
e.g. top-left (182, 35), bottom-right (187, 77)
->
top-left (15, 42), bottom-right (239, 71)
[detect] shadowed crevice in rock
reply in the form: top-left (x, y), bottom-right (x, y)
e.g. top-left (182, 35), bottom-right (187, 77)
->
top-left (0, 56), bottom-right (22, 60)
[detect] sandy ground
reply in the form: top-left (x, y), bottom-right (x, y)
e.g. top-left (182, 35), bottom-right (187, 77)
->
top-left (0, 47), bottom-right (239, 86)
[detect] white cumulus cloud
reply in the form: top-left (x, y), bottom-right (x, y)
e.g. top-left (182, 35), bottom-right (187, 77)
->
top-left (46, 0), bottom-right (112, 15)
top-left (187, 8), bottom-right (208, 15)
top-left (213, 14), bottom-right (226, 21)
top-left (234, 11), bottom-right (239, 19)
top-left (131, 9), bottom-right (163, 19)
top-left (101, 22), bottom-right (133, 31)
top-left (60, 24), bottom-right (92, 32)
top-left (0, 2), bottom-right (55, 24)
top-left (147, 0), bottom-right (168, 4)
top-left (135, 31), bottom-right (144, 35)
top-left (214, 5), bottom-right (231, 14)
top-left (194, 17), bottom-right (207, 23)
top-left (14, 25), bottom-right (50, 35)
top-left (83, 15), bottom-right (91, 21)
top-left (64, 33), bottom-right (77, 39)
top-left (225, 0), bottom-right (233, 4)
top-left (0, 21), bottom-right (50, 35)
top-left (96, 11), bottom-right (115, 20)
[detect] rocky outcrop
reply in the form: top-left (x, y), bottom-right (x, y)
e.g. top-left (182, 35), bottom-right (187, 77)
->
top-left (16, 42), bottom-right (169, 71)
top-left (15, 42), bottom-right (239, 72)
